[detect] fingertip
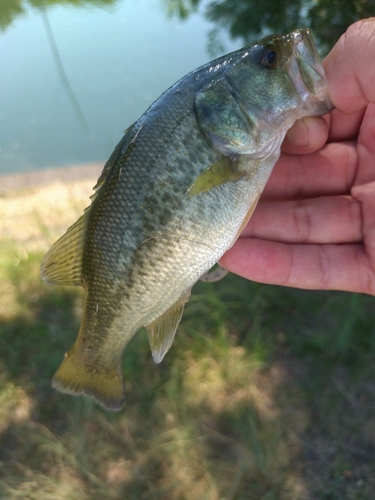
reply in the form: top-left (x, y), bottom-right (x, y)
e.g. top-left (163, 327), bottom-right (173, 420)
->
top-left (281, 116), bottom-right (330, 154)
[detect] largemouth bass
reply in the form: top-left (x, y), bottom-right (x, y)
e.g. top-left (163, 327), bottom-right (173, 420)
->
top-left (41, 29), bottom-right (332, 410)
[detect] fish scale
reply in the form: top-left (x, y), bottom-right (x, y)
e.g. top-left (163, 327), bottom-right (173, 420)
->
top-left (41, 29), bottom-right (333, 409)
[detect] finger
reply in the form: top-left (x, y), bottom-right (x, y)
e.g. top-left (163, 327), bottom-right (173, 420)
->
top-left (324, 19), bottom-right (375, 114)
top-left (352, 180), bottom-right (375, 278)
top-left (262, 142), bottom-right (357, 200)
top-left (327, 108), bottom-right (366, 142)
top-left (355, 103), bottom-right (375, 186)
top-left (281, 116), bottom-right (329, 154)
top-left (220, 239), bottom-right (374, 295)
top-left (242, 196), bottom-right (361, 244)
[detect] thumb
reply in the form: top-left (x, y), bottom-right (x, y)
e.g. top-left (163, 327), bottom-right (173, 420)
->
top-left (324, 18), bottom-right (375, 114)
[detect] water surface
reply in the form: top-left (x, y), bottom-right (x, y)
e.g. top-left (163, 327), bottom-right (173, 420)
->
top-left (0, 0), bottom-right (372, 176)
top-left (0, 0), bottom-right (239, 175)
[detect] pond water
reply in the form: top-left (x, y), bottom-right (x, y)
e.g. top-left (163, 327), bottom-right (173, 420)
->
top-left (0, 0), bottom-right (239, 175)
top-left (0, 0), bottom-right (372, 176)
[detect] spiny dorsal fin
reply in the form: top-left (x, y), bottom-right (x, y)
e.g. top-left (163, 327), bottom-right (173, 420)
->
top-left (88, 145), bottom-right (123, 209)
top-left (87, 124), bottom-right (136, 208)
top-left (41, 212), bottom-right (88, 287)
top-left (185, 156), bottom-right (246, 198)
top-left (146, 289), bottom-right (192, 364)
top-left (41, 124), bottom-right (140, 287)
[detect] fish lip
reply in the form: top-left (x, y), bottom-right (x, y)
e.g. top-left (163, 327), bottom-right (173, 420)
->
top-left (289, 29), bottom-right (325, 79)
top-left (286, 28), bottom-right (334, 114)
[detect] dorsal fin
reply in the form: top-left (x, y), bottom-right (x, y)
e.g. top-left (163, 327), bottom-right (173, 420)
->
top-left (87, 124), bottom-right (135, 208)
top-left (146, 289), bottom-right (191, 364)
top-left (41, 124), bottom-right (139, 287)
top-left (41, 212), bottom-right (88, 287)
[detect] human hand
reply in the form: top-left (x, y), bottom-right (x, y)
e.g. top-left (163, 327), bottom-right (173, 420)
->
top-left (220, 18), bottom-right (375, 295)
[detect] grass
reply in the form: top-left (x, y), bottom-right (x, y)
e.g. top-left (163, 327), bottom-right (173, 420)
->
top-left (0, 176), bottom-right (374, 499)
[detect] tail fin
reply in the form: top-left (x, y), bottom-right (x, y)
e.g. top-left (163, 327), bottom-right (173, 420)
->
top-left (52, 345), bottom-right (126, 411)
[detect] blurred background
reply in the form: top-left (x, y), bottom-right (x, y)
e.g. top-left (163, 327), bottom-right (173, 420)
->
top-left (1, 1), bottom-right (375, 498)
top-left (1, 0), bottom-right (374, 176)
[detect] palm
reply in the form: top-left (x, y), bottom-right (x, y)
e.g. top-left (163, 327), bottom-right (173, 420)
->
top-left (221, 105), bottom-right (375, 295)
top-left (220, 19), bottom-right (375, 295)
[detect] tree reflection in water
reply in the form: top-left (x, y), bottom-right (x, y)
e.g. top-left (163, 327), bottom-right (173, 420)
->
top-left (0, 0), bottom-right (116, 30)
top-left (1, 0), bottom-right (374, 55)
top-left (167, 0), bottom-right (375, 54)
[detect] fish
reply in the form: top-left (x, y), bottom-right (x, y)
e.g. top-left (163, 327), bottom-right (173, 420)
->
top-left (41, 28), bottom-right (333, 410)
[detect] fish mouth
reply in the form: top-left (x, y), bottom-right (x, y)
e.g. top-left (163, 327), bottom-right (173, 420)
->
top-left (286, 29), bottom-right (334, 114)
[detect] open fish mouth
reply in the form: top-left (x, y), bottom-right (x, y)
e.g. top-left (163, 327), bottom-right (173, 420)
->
top-left (286, 29), bottom-right (333, 114)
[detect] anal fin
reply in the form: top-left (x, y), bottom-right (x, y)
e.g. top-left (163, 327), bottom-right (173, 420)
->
top-left (146, 289), bottom-right (191, 364)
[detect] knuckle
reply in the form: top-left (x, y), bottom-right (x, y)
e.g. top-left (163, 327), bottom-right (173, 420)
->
top-left (293, 201), bottom-right (312, 243)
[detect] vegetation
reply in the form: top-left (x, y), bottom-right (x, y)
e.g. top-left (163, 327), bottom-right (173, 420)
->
top-left (1, 0), bottom-right (375, 496)
top-left (0, 0), bottom-right (117, 31)
top-left (2, 0), bottom-right (374, 55)
top-left (0, 174), bottom-right (374, 499)
top-left (203, 0), bottom-right (375, 54)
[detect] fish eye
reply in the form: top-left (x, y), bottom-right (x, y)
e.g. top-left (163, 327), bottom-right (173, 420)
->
top-left (261, 46), bottom-right (279, 68)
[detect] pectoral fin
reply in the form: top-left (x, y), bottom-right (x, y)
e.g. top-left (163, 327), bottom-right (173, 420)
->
top-left (200, 264), bottom-right (229, 283)
top-left (185, 157), bottom-right (246, 199)
top-left (146, 289), bottom-right (191, 363)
